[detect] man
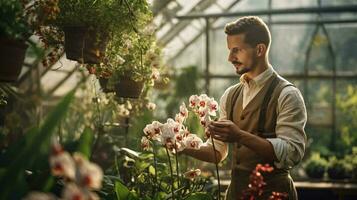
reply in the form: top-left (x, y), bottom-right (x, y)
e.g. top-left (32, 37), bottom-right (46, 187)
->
top-left (183, 16), bottom-right (307, 199)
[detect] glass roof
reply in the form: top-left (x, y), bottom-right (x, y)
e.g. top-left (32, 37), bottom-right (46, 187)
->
top-left (28, 0), bottom-right (357, 97)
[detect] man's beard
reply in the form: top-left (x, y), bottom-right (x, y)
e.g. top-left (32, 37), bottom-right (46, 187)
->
top-left (236, 66), bottom-right (251, 75)
top-left (233, 58), bottom-right (257, 75)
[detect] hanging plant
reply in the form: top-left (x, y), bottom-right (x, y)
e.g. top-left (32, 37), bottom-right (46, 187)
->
top-left (38, 0), bottom-right (152, 65)
top-left (0, 0), bottom-right (59, 82)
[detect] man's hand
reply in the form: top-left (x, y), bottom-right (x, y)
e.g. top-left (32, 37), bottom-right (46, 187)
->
top-left (207, 119), bottom-right (242, 143)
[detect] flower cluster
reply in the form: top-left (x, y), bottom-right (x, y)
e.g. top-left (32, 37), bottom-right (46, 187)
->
top-left (142, 94), bottom-right (219, 154)
top-left (188, 94), bottom-right (218, 127)
top-left (241, 164), bottom-right (288, 200)
top-left (142, 115), bottom-right (202, 153)
top-left (25, 142), bottom-right (103, 200)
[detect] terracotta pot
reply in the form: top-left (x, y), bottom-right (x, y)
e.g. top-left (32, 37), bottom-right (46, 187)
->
top-left (114, 77), bottom-right (144, 98)
top-left (63, 26), bottom-right (108, 64)
top-left (0, 38), bottom-right (28, 82)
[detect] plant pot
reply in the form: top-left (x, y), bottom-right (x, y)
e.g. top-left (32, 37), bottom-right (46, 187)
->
top-left (114, 77), bottom-right (144, 99)
top-left (63, 26), bottom-right (108, 64)
top-left (327, 167), bottom-right (346, 180)
top-left (306, 166), bottom-right (325, 179)
top-left (352, 167), bottom-right (357, 180)
top-left (0, 38), bottom-right (28, 82)
top-left (99, 78), bottom-right (114, 93)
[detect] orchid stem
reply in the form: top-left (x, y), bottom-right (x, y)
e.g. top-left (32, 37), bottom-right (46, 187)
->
top-left (174, 142), bottom-right (180, 189)
top-left (165, 147), bottom-right (175, 200)
top-left (211, 137), bottom-right (221, 200)
top-left (153, 143), bottom-right (158, 195)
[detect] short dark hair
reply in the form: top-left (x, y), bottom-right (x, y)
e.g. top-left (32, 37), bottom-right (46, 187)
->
top-left (224, 16), bottom-right (271, 48)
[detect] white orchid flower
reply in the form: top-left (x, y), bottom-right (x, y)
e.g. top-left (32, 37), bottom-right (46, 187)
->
top-left (189, 95), bottom-right (199, 108)
top-left (146, 102), bottom-right (157, 110)
top-left (207, 98), bottom-right (218, 116)
top-left (151, 68), bottom-right (160, 80)
top-left (175, 113), bottom-right (185, 124)
top-left (73, 153), bottom-right (103, 190)
top-left (198, 94), bottom-right (209, 108)
top-left (198, 106), bottom-right (209, 118)
top-left (183, 134), bottom-right (203, 150)
top-left (49, 145), bottom-right (75, 180)
top-left (183, 169), bottom-right (201, 180)
top-left (179, 102), bottom-right (188, 118)
top-left (141, 136), bottom-right (150, 151)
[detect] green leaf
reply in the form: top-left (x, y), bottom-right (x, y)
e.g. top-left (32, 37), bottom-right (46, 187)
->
top-left (77, 127), bottom-right (94, 159)
top-left (115, 181), bottom-right (130, 200)
top-left (0, 90), bottom-right (75, 199)
top-left (0, 127), bottom-right (38, 167)
top-left (186, 193), bottom-right (214, 200)
top-left (120, 148), bottom-right (140, 158)
top-left (128, 192), bottom-right (140, 200)
top-left (139, 152), bottom-right (154, 160)
top-left (148, 165), bottom-right (155, 176)
top-left (135, 160), bottom-right (150, 172)
top-left (153, 192), bottom-right (166, 200)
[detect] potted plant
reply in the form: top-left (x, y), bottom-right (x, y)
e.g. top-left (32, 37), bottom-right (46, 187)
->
top-left (342, 147), bottom-right (357, 180)
top-left (93, 22), bottom-right (163, 99)
top-left (327, 156), bottom-right (352, 180)
top-left (0, 0), bottom-right (58, 82)
top-left (305, 152), bottom-right (328, 179)
top-left (40, 0), bottom-right (150, 64)
top-left (352, 147), bottom-right (357, 180)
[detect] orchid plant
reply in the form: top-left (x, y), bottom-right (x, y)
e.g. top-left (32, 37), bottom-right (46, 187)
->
top-left (141, 94), bottom-right (220, 199)
top-left (25, 141), bottom-right (103, 200)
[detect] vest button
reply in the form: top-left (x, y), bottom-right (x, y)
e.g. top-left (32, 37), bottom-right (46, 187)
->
top-left (240, 116), bottom-right (245, 120)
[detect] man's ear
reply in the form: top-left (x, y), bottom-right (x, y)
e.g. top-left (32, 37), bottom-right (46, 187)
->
top-left (256, 44), bottom-right (266, 57)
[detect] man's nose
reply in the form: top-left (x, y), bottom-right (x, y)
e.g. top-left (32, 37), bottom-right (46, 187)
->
top-left (228, 52), bottom-right (235, 62)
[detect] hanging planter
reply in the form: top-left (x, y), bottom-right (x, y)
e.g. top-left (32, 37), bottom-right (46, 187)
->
top-left (63, 26), bottom-right (108, 64)
top-left (114, 77), bottom-right (144, 99)
top-left (0, 38), bottom-right (28, 82)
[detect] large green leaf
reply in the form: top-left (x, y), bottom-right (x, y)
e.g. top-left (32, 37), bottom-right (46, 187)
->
top-left (77, 127), bottom-right (94, 159)
top-left (115, 181), bottom-right (130, 200)
top-left (0, 90), bottom-right (75, 199)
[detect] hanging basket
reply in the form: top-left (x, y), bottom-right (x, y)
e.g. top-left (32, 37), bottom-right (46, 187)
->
top-left (114, 77), bottom-right (144, 99)
top-left (63, 26), bottom-right (108, 64)
top-left (0, 38), bottom-right (28, 82)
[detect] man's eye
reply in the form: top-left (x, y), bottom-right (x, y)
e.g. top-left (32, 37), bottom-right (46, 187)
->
top-left (232, 48), bottom-right (240, 53)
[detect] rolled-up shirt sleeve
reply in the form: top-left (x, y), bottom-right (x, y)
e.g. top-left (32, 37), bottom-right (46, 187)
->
top-left (267, 86), bottom-right (307, 169)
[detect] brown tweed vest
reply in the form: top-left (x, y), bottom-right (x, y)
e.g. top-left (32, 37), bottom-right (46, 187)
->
top-left (224, 72), bottom-right (298, 200)
top-left (226, 72), bottom-right (293, 170)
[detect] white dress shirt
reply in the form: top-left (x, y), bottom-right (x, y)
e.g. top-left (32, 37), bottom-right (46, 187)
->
top-left (206, 66), bottom-right (307, 169)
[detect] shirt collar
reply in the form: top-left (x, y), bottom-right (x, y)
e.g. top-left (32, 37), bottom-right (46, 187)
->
top-left (239, 65), bottom-right (274, 87)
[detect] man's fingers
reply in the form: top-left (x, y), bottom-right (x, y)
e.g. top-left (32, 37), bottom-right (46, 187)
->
top-left (208, 125), bottom-right (227, 133)
top-left (211, 134), bottom-right (226, 142)
top-left (212, 134), bottom-right (223, 139)
top-left (211, 121), bottom-right (231, 127)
